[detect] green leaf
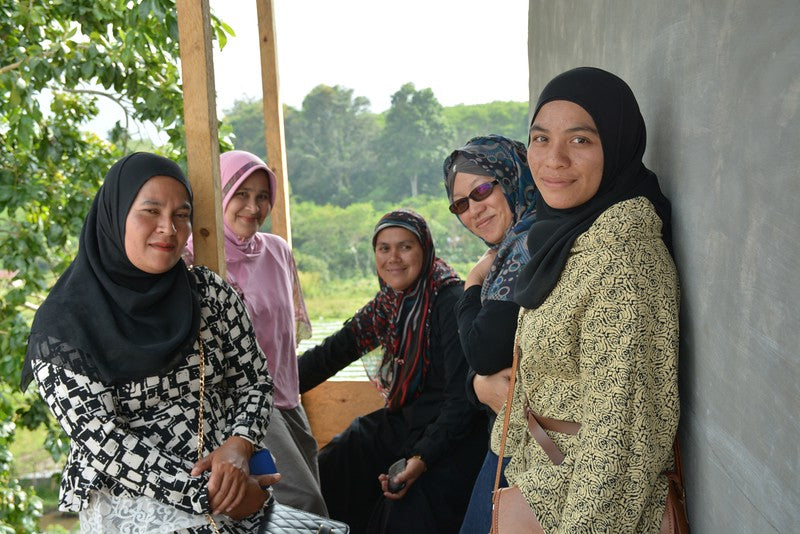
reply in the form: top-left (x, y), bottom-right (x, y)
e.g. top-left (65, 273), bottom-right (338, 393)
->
top-left (80, 61), bottom-right (94, 79)
top-left (16, 116), bottom-right (34, 150)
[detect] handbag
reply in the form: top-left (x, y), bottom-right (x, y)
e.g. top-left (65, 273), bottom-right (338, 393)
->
top-left (660, 439), bottom-right (690, 534)
top-left (258, 501), bottom-right (349, 534)
top-left (490, 331), bottom-right (690, 533)
top-left (198, 340), bottom-right (350, 534)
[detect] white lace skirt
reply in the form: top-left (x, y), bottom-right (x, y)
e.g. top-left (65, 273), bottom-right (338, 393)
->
top-left (79, 489), bottom-right (230, 533)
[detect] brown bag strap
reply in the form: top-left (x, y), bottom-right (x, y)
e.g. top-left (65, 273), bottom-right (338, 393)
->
top-left (492, 322), bottom-right (522, 495)
top-left (523, 408), bottom-right (581, 466)
top-left (672, 436), bottom-right (684, 486)
top-left (669, 433), bottom-right (687, 505)
top-left (524, 409), bottom-right (566, 465)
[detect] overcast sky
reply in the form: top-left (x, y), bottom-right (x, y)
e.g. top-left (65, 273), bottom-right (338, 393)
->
top-left (210, 0), bottom-right (530, 113)
top-left (87, 1), bottom-right (530, 138)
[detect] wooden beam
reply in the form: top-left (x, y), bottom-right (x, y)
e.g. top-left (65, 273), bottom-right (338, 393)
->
top-left (256, 0), bottom-right (292, 247)
top-left (302, 381), bottom-right (385, 449)
top-left (176, 0), bottom-right (226, 276)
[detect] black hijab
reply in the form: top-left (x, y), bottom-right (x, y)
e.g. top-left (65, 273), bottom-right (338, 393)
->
top-left (21, 152), bottom-right (200, 389)
top-left (514, 67), bottom-right (673, 309)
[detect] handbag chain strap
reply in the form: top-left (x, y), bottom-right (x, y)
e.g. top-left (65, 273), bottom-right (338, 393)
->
top-left (198, 338), bottom-right (222, 534)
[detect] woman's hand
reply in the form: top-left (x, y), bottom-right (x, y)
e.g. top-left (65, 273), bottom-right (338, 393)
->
top-left (224, 473), bottom-right (281, 520)
top-left (465, 249), bottom-right (498, 289)
top-left (191, 436), bottom-right (253, 514)
top-left (473, 368), bottom-right (512, 414)
top-left (378, 456), bottom-right (427, 500)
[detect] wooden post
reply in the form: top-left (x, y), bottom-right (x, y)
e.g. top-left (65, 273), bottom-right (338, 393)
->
top-left (177, 0), bottom-right (226, 276)
top-left (256, 0), bottom-right (292, 247)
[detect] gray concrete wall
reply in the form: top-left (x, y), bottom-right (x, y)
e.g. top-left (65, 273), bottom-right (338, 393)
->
top-left (526, 1), bottom-right (800, 532)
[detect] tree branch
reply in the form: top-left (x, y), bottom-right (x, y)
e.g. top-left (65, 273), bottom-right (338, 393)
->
top-left (0, 60), bottom-right (24, 76)
top-left (60, 87), bottom-right (131, 151)
top-left (1, 42), bottom-right (67, 76)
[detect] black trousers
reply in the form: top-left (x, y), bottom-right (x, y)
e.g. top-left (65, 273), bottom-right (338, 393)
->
top-left (318, 408), bottom-right (487, 534)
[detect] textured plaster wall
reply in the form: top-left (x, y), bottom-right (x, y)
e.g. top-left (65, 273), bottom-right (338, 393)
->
top-left (526, 1), bottom-right (800, 531)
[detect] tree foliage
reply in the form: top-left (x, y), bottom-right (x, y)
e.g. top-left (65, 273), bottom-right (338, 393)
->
top-left (0, 1), bottom-right (232, 530)
top-left (444, 100), bottom-right (531, 148)
top-left (378, 83), bottom-right (454, 198)
top-left (224, 86), bottom-right (530, 207)
top-left (284, 85), bottom-right (380, 206)
top-left (223, 96), bottom-right (266, 159)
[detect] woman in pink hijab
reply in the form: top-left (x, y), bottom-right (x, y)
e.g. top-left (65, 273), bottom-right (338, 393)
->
top-left (185, 150), bottom-right (326, 516)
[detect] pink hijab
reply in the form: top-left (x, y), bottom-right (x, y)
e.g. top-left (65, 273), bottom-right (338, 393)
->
top-left (185, 150), bottom-right (311, 409)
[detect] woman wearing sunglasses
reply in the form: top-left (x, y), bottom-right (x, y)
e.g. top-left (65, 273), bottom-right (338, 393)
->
top-left (441, 134), bottom-right (538, 531)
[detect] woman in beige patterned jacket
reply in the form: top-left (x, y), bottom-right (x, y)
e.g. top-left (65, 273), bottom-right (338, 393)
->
top-left (492, 67), bottom-right (680, 533)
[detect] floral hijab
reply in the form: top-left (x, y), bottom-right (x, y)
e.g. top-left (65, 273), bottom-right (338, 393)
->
top-left (443, 134), bottom-right (537, 301)
top-left (348, 209), bottom-right (461, 411)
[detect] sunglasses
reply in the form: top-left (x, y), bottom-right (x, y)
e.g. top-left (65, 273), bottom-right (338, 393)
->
top-left (449, 179), bottom-right (500, 214)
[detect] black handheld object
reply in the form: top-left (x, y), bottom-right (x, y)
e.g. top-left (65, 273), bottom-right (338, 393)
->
top-left (387, 458), bottom-right (406, 493)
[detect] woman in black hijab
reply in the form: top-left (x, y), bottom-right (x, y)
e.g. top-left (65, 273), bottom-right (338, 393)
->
top-left (489, 68), bottom-right (680, 532)
top-left (22, 153), bottom-right (276, 533)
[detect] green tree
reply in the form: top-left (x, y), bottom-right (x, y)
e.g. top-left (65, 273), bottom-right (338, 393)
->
top-left (284, 85), bottom-right (380, 205)
top-left (444, 100), bottom-right (530, 148)
top-left (0, 2), bottom-right (232, 530)
top-left (291, 200), bottom-right (381, 279)
top-left (226, 88), bottom-right (530, 207)
top-left (378, 83), bottom-right (454, 199)
top-left (223, 96), bottom-right (267, 159)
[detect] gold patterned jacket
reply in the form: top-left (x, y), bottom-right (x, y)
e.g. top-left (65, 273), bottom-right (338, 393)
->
top-left (491, 197), bottom-right (680, 533)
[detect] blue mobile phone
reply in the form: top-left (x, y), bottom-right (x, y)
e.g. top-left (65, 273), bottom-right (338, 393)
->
top-left (249, 449), bottom-right (278, 475)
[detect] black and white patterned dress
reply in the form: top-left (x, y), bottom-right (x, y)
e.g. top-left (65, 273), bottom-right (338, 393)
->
top-left (32, 266), bottom-right (274, 533)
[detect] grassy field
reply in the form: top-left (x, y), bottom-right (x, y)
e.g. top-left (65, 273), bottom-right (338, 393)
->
top-left (300, 274), bottom-right (379, 320)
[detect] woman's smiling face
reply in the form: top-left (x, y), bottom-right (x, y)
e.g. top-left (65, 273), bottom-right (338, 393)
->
top-left (224, 170), bottom-right (272, 239)
top-left (124, 175), bottom-right (192, 274)
top-left (451, 172), bottom-right (513, 245)
top-left (527, 100), bottom-right (604, 210)
top-left (374, 227), bottom-right (424, 291)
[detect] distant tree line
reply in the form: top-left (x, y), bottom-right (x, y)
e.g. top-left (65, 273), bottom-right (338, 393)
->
top-left (222, 83), bottom-right (530, 206)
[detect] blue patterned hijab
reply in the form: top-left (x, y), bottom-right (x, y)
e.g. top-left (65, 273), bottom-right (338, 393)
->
top-left (443, 134), bottom-right (538, 302)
